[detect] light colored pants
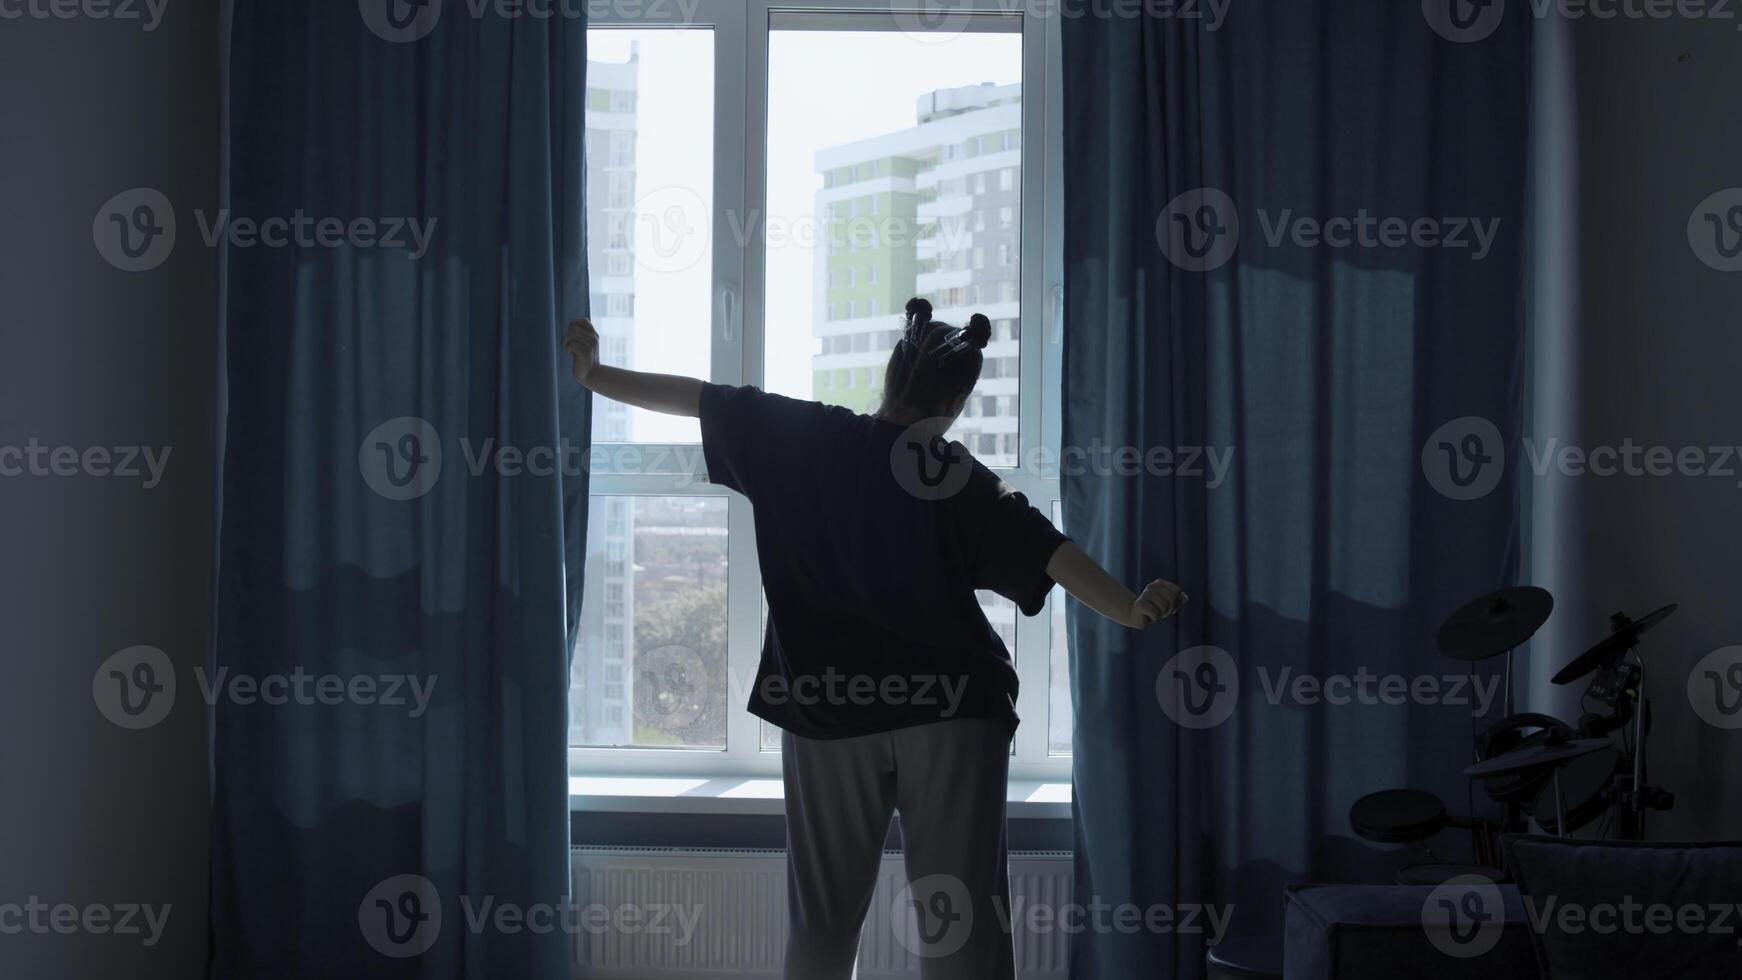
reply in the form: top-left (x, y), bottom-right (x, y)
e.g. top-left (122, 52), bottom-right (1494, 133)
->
top-left (781, 717), bottom-right (1016, 980)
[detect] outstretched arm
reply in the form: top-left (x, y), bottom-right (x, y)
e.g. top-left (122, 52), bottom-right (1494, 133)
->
top-left (563, 317), bottom-right (702, 418)
top-left (1046, 540), bottom-right (1187, 629)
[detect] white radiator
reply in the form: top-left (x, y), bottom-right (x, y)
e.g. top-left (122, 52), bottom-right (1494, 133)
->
top-left (571, 847), bottom-right (1073, 979)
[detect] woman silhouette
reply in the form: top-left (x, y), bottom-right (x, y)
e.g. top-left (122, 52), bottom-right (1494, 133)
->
top-left (564, 297), bottom-right (1186, 980)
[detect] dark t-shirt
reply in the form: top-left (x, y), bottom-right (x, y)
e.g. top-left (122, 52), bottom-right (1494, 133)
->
top-left (698, 382), bottom-right (1068, 740)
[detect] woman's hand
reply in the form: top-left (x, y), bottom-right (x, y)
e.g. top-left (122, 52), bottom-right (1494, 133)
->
top-left (1128, 579), bottom-right (1188, 628)
top-left (559, 315), bottom-right (703, 417)
top-left (562, 317), bottom-right (600, 384)
top-left (1045, 541), bottom-right (1189, 630)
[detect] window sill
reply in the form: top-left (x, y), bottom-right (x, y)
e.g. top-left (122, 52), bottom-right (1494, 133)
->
top-left (570, 776), bottom-right (1072, 820)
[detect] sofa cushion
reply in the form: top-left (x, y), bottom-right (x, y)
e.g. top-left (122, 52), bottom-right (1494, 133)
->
top-left (1501, 835), bottom-right (1742, 980)
top-left (1285, 882), bottom-right (1539, 980)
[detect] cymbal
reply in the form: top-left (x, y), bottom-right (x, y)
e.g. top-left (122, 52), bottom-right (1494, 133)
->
top-left (1551, 604), bottom-right (1678, 686)
top-left (1463, 737), bottom-right (1612, 778)
top-left (1438, 586), bottom-right (1554, 662)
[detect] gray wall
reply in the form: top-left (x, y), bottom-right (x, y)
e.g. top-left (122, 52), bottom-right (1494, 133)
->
top-left (0, 1), bottom-right (217, 976)
top-left (1527, 12), bottom-right (1742, 841)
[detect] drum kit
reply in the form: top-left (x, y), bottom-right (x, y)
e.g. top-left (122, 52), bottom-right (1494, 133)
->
top-left (1348, 586), bottom-right (1679, 885)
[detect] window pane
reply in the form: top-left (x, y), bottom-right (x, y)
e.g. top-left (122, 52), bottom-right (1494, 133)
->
top-left (980, 590), bottom-right (1017, 655)
top-left (761, 592), bottom-right (782, 751)
top-left (764, 26), bottom-right (1023, 467)
top-left (587, 29), bottom-right (712, 445)
top-left (1049, 501), bottom-right (1072, 755)
top-left (569, 496), bottom-right (729, 749)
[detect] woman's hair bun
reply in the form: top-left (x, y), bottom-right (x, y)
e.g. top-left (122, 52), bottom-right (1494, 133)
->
top-left (904, 296), bottom-right (933, 326)
top-left (963, 313), bottom-right (992, 349)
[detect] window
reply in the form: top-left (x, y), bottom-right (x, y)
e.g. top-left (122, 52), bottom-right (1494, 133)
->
top-left (576, 5), bottom-right (1066, 781)
top-left (570, 495), bottom-right (730, 749)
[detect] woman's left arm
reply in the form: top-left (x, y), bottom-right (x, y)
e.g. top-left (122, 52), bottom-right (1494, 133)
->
top-left (563, 317), bottom-right (702, 417)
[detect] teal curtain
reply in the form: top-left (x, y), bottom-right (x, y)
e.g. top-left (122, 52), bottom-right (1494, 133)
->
top-left (1062, 3), bottom-right (1531, 975)
top-left (209, 4), bottom-right (589, 977)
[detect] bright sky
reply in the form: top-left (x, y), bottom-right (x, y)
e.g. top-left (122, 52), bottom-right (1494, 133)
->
top-left (589, 28), bottom-right (1020, 443)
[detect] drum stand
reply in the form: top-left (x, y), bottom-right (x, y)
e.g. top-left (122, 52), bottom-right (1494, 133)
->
top-left (1604, 645), bottom-right (1674, 840)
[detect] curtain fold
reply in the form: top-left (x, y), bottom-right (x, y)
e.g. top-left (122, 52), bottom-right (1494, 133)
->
top-left (210, 5), bottom-right (589, 978)
top-left (1061, 4), bottom-right (1531, 976)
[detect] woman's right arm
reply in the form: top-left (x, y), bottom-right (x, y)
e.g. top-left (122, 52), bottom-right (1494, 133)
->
top-left (1046, 540), bottom-right (1188, 629)
top-left (563, 317), bottom-right (702, 417)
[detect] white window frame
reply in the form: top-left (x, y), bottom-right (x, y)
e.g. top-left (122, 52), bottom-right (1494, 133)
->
top-left (574, 1), bottom-right (1068, 783)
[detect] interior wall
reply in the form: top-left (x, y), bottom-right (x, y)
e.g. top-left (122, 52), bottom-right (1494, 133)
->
top-left (1526, 11), bottom-right (1742, 842)
top-left (0, 2), bottom-right (218, 976)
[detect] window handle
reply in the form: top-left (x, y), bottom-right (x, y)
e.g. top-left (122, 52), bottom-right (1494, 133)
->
top-left (1048, 282), bottom-right (1063, 344)
top-left (721, 285), bottom-right (738, 343)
